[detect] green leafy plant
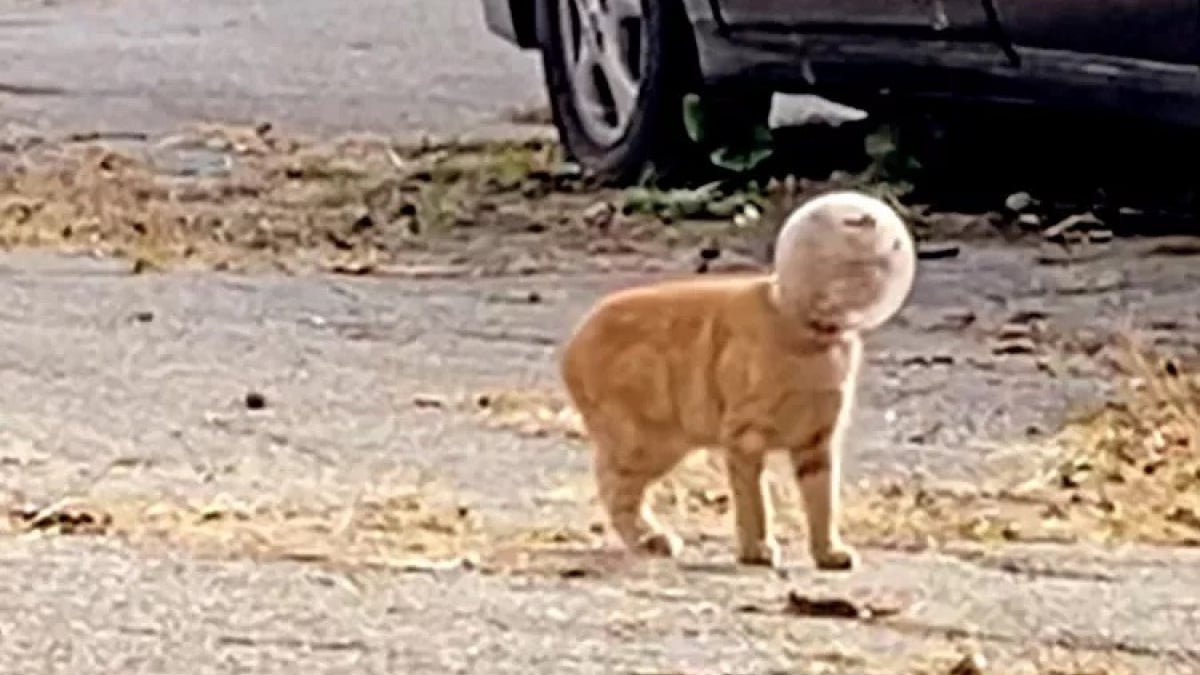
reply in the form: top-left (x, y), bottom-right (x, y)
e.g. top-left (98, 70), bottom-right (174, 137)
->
top-left (859, 123), bottom-right (922, 199)
top-left (682, 93), bottom-right (775, 174)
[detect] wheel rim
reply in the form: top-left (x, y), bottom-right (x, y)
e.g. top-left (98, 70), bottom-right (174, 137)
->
top-left (557, 0), bottom-right (644, 147)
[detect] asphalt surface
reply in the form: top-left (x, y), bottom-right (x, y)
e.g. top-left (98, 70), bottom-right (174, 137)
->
top-left (0, 0), bottom-right (547, 138)
top-left (0, 244), bottom-right (1198, 673)
top-left (1, 3), bottom-right (1199, 671)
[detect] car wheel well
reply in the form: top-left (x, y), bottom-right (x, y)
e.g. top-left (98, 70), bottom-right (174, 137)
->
top-left (507, 0), bottom-right (539, 48)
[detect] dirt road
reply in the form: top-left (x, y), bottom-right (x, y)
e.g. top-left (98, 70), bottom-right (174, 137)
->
top-left (0, 0), bottom-right (546, 138)
top-left (0, 238), bottom-right (1198, 673)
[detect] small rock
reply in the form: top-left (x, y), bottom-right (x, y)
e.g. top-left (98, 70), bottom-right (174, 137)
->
top-left (582, 201), bottom-right (616, 230)
top-left (923, 309), bottom-right (976, 331)
top-left (948, 651), bottom-right (988, 675)
top-left (901, 354), bottom-right (955, 367)
top-left (703, 194), bottom-right (744, 219)
top-left (1148, 318), bottom-right (1182, 331)
top-left (1004, 191), bottom-right (1036, 213)
top-left (485, 289), bottom-right (545, 305)
top-left (1016, 213), bottom-right (1042, 230)
top-left (1007, 309), bottom-right (1049, 324)
top-left (508, 255), bottom-right (542, 276)
top-left (16, 499), bottom-right (112, 536)
top-left (351, 210), bottom-right (375, 232)
top-left (997, 323), bottom-right (1032, 341)
top-left (550, 161), bottom-right (584, 184)
top-left (131, 257), bottom-right (160, 275)
top-left (705, 252), bottom-right (766, 274)
top-left (1035, 357), bottom-right (1059, 376)
top-left (412, 394), bottom-right (447, 410)
top-left (132, 310), bottom-right (155, 323)
top-left (328, 259), bottom-right (376, 276)
top-left (1043, 212), bottom-right (1103, 243)
top-left (992, 338), bottom-right (1037, 356)
top-left (916, 243), bottom-right (960, 260)
top-left (244, 391), bottom-right (267, 410)
top-left (698, 240), bottom-right (721, 261)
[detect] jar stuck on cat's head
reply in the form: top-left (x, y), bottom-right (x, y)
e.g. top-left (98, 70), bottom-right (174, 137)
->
top-left (770, 190), bottom-right (917, 335)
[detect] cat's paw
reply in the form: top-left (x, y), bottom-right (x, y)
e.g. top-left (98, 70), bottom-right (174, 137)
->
top-left (737, 538), bottom-right (782, 568)
top-left (636, 531), bottom-right (683, 558)
top-left (812, 543), bottom-right (858, 571)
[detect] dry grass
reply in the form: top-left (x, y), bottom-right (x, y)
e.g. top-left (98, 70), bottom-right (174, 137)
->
top-left (847, 335), bottom-right (1200, 550)
top-left (0, 125), bottom-right (727, 275)
top-left (5, 485), bottom-right (490, 572)
top-left (472, 336), bottom-right (1200, 551)
top-left (470, 388), bottom-right (586, 441)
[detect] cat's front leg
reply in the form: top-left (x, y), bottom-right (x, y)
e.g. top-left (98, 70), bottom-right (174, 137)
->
top-left (725, 450), bottom-right (781, 568)
top-left (790, 425), bottom-right (857, 572)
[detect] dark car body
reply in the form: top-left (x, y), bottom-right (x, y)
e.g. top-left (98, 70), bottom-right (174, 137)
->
top-left (483, 0), bottom-right (1200, 128)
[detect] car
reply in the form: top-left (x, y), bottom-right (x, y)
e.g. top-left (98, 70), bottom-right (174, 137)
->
top-left (481, 0), bottom-right (1200, 185)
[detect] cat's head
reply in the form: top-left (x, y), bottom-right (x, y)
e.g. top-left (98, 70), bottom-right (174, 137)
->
top-left (771, 190), bottom-right (916, 337)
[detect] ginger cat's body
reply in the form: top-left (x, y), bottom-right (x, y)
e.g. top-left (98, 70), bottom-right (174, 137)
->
top-left (560, 191), bottom-right (917, 570)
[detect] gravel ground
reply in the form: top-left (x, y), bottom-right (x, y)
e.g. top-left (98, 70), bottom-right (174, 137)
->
top-left (2, 2), bottom-right (1197, 671)
top-left (0, 239), bottom-right (1198, 673)
top-left (0, 0), bottom-right (547, 138)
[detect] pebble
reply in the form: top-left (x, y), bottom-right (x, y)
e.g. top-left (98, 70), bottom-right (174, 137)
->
top-left (916, 243), bottom-right (960, 260)
top-left (949, 651), bottom-right (988, 675)
top-left (244, 391), bottom-right (267, 410)
top-left (582, 201), bottom-right (616, 230)
top-left (992, 338), bottom-right (1037, 356)
top-left (1016, 213), bottom-right (1042, 229)
top-left (412, 394), bottom-right (447, 409)
top-left (1043, 212), bottom-right (1103, 243)
top-left (1004, 191), bottom-right (1035, 212)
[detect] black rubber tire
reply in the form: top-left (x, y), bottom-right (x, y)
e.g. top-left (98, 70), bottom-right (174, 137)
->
top-left (535, 0), bottom-right (700, 185)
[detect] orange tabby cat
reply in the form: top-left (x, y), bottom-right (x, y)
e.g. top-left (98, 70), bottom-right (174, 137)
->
top-left (560, 190), bottom-right (917, 570)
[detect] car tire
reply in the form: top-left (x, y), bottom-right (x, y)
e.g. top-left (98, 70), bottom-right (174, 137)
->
top-left (535, 0), bottom-right (701, 185)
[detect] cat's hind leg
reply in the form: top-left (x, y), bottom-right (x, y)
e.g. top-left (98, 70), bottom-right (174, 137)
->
top-left (591, 433), bottom-right (687, 558)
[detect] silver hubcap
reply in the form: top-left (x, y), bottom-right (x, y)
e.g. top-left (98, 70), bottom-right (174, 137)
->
top-left (558, 0), bottom-right (644, 146)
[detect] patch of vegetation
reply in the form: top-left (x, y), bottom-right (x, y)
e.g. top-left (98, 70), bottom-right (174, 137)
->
top-left (7, 483), bottom-right (487, 572)
top-left (466, 336), bottom-right (1200, 551)
top-left (682, 93), bottom-right (775, 175)
top-left (851, 336), bottom-right (1200, 550)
